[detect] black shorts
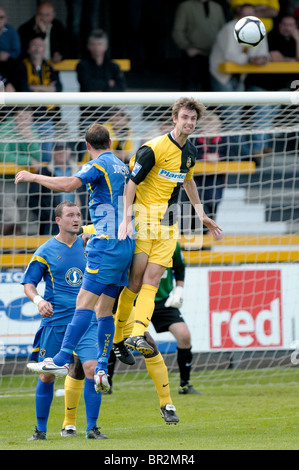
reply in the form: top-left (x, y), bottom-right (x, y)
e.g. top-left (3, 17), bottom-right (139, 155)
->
top-left (151, 299), bottom-right (185, 333)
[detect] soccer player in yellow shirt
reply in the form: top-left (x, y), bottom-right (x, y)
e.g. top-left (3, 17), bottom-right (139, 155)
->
top-left (114, 97), bottom-right (222, 364)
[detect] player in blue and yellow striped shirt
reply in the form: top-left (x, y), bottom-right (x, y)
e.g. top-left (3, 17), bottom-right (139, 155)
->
top-left (15, 123), bottom-right (135, 394)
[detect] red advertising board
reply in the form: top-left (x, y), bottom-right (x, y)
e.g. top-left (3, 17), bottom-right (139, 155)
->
top-left (209, 270), bottom-right (282, 349)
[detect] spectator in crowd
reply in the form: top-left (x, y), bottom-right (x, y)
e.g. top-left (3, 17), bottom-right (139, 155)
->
top-left (229, 0), bottom-right (280, 33)
top-left (245, 15), bottom-right (299, 163)
top-left (29, 143), bottom-right (81, 235)
top-left (105, 107), bottom-right (134, 163)
top-left (172, 0), bottom-right (226, 91)
top-left (76, 29), bottom-right (126, 158)
top-left (284, 0), bottom-right (299, 27)
top-left (0, 107), bottom-right (42, 235)
top-left (190, 111), bottom-right (226, 237)
top-left (18, 1), bottom-right (67, 63)
top-left (14, 36), bottom-right (62, 162)
top-left (209, 4), bottom-right (269, 160)
top-left (76, 29), bottom-right (126, 93)
top-left (65, 0), bottom-right (101, 58)
top-left (0, 6), bottom-right (21, 90)
top-left (209, 4), bottom-right (269, 92)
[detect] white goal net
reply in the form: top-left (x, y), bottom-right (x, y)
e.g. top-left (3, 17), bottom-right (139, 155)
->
top-left (1, 91), bottom-right (299, 391)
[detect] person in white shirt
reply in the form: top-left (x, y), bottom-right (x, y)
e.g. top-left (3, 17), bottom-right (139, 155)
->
top-left (209, 4), bottom-right (269, 92)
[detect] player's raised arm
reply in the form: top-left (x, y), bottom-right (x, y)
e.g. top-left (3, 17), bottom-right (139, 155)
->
top-left (15, 170), bottom-right (82, 192)
top-left (183, 178), bottom-right (222, 238)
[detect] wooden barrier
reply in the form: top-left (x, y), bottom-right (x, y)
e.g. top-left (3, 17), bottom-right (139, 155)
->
top-left (1, 160), bottom-right (256, 176)
top-left (1, 234), bottom-right (298, 267)
top-left (219, 62), bottom-right (299, 74)
top-left (193, 160), bottom-right (255, 174)
top-left (51, 59), bottom-right (131, 72)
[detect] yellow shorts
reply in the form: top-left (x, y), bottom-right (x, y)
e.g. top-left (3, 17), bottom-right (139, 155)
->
top-left (134, 223), bottom-right (178, 268)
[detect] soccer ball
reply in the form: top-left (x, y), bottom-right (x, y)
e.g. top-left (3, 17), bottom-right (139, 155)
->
top-left (234, 16), bottom-right (266, 47)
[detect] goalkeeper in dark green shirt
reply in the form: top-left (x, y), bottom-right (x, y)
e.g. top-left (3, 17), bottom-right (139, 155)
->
top-left (150, 242), bottom-right (200, 395)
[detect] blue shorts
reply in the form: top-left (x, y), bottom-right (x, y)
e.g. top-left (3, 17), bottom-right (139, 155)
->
top-left (30, 319), bottom-right (98, 365)
top-left (84, 236), bottom-right (135, 292)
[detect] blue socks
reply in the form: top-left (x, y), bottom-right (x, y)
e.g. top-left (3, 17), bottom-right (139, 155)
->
top-left (35, 378), bottom-right (54, 433)
top-left (53, 309), bottom-right (93, 366)
top-left (84, 377), bottom-right (102, 432)
top-left (95, 316), bottom-right (115, 374)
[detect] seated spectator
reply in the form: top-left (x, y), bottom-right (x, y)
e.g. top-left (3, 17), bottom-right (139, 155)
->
top-left (18, 1), bottom-right (67, 63)
top-left (244, 15), bottom-right (299, 164)
top-left (209, 4), bottom-right (269, 92)
top-left (105, 107), bottom-right (134, 163)
top-left (76, 29), bottom-right (126, 157)
top-left (14, 36), bottom-right (62, 162)
top-left (29, 142), bottom-right (81, 235)
top-left (0, 6), bottom-right (21, 90)
top-left (209, 3), bottom-right (269, 159)
top-left (77, 29), bottom-right (126, 93)
top-left (0, 107), bottom-right (42, 235)
top-left (172, 0), bottom-right (226, 91)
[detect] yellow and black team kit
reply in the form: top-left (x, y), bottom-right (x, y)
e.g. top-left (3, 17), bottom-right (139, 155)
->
top-left (129, 131), bottom-right (197, 268)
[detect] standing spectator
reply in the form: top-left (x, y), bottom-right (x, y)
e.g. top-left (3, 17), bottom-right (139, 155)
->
top-left (18, 1), bottom-right (67, 63)
top-left (14, 36), bottom-right (62, 162)
top-left (172, 0), bottom-right (226, 91)
top-left (29, 143), bottom-right (81, 235)
top-left (65, 0), bottom-right (101, 58)
top-left (0, 107), bottom-right (42, 235)
top-left (0, 6), bottom-right (21, 90)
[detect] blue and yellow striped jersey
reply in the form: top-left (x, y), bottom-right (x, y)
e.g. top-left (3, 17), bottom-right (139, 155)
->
top-left (74, 152), bottom-right (130, 238)
top-left (21, 236), bottom-right (86, 326)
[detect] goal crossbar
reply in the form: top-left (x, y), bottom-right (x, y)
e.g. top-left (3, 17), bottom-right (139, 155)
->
top-left (1, 91), bottom-right (298, 106)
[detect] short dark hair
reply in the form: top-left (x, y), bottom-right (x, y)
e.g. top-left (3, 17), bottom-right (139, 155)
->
top-left (55, 200), bottom-right (79, 218)
top-left (85, 123), bottom-right (110, 150)
top-left (87, 29), bottom-right (108, 43)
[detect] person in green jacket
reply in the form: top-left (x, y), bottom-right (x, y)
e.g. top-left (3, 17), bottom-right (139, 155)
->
top-left (0, 106), bottom-right (42, 234)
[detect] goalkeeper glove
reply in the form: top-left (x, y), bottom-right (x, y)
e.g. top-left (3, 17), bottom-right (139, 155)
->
top-left (165, 286), bottom-right (184, 309)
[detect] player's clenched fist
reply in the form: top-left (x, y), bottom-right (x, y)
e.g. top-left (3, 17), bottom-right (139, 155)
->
top-left (15, 170), bottom-right (35, 184)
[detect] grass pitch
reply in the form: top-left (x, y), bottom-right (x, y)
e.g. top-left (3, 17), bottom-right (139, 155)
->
top-left (1, 369), bottom-right (299, 451)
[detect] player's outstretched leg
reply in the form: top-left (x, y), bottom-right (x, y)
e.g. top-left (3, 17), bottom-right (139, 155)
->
top-left (160, 405), bottom-right (180, 425)
top-left (125, 335), bottom-right (154, 355)
top-left (27, 357), bottom-right (69, 377)
top-left (143, 332), bottom-right (179, 425)
top-left (112, 339), bottom-right (136, 365)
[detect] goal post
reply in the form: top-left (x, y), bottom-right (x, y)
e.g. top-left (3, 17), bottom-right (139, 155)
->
top-left (0, 91), bottom-right (299, 391)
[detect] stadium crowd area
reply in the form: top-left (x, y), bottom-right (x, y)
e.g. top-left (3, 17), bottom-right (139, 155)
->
top-left (0, 0), bottom-right (298, 238)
